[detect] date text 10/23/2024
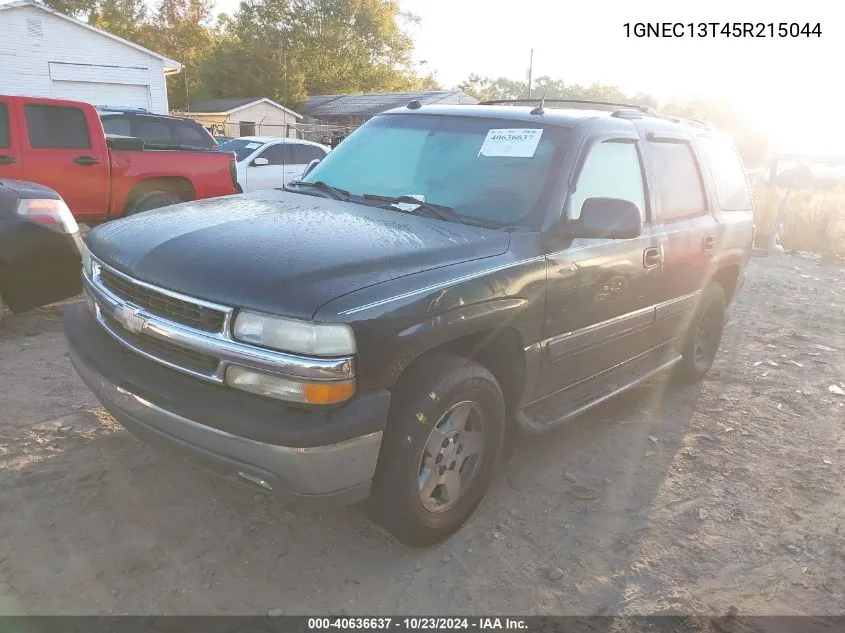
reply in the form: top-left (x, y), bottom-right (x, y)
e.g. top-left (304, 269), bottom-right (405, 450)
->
top-left (624, 22), bottom-right (822, 37)
top-left (307, 618), bottom-right (529, 631)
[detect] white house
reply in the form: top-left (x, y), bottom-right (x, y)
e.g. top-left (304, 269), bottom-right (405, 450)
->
top-left (181, 98), bottom-right (304, 138)
top-left (0, 0), bottom-right (180, 114)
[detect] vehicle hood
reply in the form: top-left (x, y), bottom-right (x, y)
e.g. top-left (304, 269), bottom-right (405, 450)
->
top-left (88, 190), bottom-right (510, 319)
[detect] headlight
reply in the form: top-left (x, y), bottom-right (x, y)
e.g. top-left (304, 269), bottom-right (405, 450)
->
top-left (16, 198), bottom-right (79, 235)
top-left (233, 311), bottom-right (356, 356)
top-left (225, 366), bottom-right (355, 404)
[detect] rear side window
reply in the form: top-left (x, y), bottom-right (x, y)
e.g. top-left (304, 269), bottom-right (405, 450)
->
top-left (101, 116), bottom-right (131, 136)
top-left (290, 144), bottom-right (325, 164)
top-left (697, 137), bottom-right (751, 210)
top-left (173, 122), bottom-right (214, 147)
top-left (570, 140), bottom-right (647, 221)
top-left (24, 104), bottom-right (91, 149)
top-left (134, 118), bottom-right (173, 144)
top-left (649, 142), bottom-right (706, 221)
top-left (0, 103), bottom-right (9, 148)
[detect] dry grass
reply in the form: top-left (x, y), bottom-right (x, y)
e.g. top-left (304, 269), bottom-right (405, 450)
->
top-left (752, 184), bottom-right (845, 255)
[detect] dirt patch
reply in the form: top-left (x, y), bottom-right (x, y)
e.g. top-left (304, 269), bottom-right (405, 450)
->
top-left (1, 255), bottom-right (844, 615)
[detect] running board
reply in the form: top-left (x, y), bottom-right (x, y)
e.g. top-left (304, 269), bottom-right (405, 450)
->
top-left (516, 355), bottom-right (682, 434)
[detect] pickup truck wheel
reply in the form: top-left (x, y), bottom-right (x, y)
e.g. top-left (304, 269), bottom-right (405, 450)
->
top-left (128, 191), bottom-right (184, 215)
top-left (367, 354), bottom-right (505, 546)
top-left (676, 281), bottom-right (726, 382)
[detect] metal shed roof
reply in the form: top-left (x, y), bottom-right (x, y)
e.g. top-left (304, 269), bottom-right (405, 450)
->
top-left (301, 90), bottom-right (478, 118)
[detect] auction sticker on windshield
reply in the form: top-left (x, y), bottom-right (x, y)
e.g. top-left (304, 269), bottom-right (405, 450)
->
top-left (479, 129), bottom-right (543, 158)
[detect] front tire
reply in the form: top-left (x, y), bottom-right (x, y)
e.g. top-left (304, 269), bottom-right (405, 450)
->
top-left (367, 354), bottom-right (506, 547)
top-left (676, 281), bottom-right (726, 382)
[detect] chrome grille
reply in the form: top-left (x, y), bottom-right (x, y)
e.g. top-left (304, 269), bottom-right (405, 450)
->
top-left (101, 312), bottom-right (220, 375)
top-left (99, 267), bottom-right (226, 333)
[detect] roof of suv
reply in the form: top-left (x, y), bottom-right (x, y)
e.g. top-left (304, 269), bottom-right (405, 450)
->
top-left (380, 103), bottom-right (716, 137)
top-left (97, 108), bottom-right (199, 123)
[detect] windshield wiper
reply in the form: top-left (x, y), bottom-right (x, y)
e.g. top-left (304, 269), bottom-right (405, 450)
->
top-left (283, 181), bottom-right (350, 201)
top-left (361, 194), bottom-right (500, 229)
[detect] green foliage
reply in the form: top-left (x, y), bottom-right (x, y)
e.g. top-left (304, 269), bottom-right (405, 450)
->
top-left (199, 0), bottom-right (427, 105)
top-left (458, 74), bottom-right (657, 107)
top-left (43, 0), bottom-right (435, 110)
top-left (148, 0), bottom-right (216, 109)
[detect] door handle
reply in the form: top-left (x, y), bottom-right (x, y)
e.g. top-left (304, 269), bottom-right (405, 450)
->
top-left (0, 154), bottom-right (17, 165)
top-left (702, 234), bottom-right (715, 252)
top-left (73, 156), bottom-right (100, 166)
top-left (643, 247), bottom-right (662, 269)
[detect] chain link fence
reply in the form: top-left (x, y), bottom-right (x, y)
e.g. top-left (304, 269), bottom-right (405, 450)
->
top-left (196, 119), bottom-right (355, 144)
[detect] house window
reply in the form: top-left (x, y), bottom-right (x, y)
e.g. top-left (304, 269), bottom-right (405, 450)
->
top-left (239, 121), bottom-right (256, 136)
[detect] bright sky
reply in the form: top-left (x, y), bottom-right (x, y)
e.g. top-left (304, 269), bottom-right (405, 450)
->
top-left (210, 0), bottom-right (842, 155)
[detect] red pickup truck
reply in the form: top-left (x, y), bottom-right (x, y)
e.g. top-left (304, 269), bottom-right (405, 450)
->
top-left (0, 95), bottom-right (238, 222)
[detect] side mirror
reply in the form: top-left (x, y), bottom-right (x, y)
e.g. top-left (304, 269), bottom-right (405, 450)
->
top-left (566, 197), bottom-right (642, 239)
top-left (302, 158), bottom-right (320, 179)
top-left (252, 157), bottom-right (269, 167)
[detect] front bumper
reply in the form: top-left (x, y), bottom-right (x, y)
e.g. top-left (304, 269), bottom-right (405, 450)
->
top-left (64, 304), bottom-right (389, 505)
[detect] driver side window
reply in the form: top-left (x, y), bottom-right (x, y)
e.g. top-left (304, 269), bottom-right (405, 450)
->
top-left (569, 140), bottom-right (647, 221)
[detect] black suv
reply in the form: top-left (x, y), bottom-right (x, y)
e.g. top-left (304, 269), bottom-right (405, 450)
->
top-left (64, 100), bottom-right (754, 546)
top-left (97, 106), bottom-right (217, 149)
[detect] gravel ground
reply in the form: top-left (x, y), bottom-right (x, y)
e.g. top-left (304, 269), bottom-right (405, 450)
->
top-left (0, 254), bottom-right (843, 616)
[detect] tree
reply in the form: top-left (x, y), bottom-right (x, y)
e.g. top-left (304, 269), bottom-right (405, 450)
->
top-left (203, 0), bottom-right (426, 106)
top-left (43, 0), bottom-right (149, 41)
top-left (149, 0), bottom-right (216, 110)
top-left (458, 74), bottom-right (659, 106)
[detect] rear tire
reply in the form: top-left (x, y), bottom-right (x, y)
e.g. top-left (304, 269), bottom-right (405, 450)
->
top-left (676, 282), bottom-right (726, 382)
top-left (367, 354), bottom-right (506, 547)
top-left (128, 191), bottom-right (185, 215)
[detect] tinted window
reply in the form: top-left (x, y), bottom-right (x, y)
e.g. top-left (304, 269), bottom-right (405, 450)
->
top-left (650, 142), bottom-right (707, 221)
top-left (101, 115), bottom-right (131, 136)
top-left (0, 103), bottom-right (8, 148)
top-left (570, 140), bottom-right (646, 221)
top-left (24, 104), bottom-right (91, 149)
top-left (173, 122), bottom-right (214, 147)
top-left (256, 144), bottom-right (289, 166)
top-left (305, 114), bottom-right (566, 225)
top-left (697, 137), bottom-right (751, 210)
top-left (218, 138), bottom-right (264, 162)
top-left (290, 144), bottom-right (325, 164)
top-left (134, 118), bottom-right (173, 144)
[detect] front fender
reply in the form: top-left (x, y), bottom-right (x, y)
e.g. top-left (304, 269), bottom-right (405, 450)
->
top-left (316, 233), bottom-right (548, 395)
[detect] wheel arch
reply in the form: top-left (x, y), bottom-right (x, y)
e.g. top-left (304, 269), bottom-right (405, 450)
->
top-left (124, 177), bottom-right (195, 213)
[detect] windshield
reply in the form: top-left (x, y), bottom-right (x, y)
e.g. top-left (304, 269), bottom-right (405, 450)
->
top-left (301, 114), bottom-right (567, 225)
top-left (218, 139), bottom-right (265, 162)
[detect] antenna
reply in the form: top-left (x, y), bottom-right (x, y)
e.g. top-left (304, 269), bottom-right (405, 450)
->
top-left (530, 93), bottom-right (546, 116)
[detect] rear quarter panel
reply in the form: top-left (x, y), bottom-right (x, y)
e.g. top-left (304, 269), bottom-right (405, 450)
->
top-left (108, 149), bottom-right (238, 218)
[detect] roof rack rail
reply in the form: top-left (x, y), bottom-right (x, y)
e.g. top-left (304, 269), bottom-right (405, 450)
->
top-left (479, 98), bottom-right (655, 112)
top-left (479, 98), bottom-right (715, 130)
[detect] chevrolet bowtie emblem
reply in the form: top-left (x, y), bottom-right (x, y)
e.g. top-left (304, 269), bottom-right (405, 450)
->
top-left (114, 305), bottom-right (146, 334)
